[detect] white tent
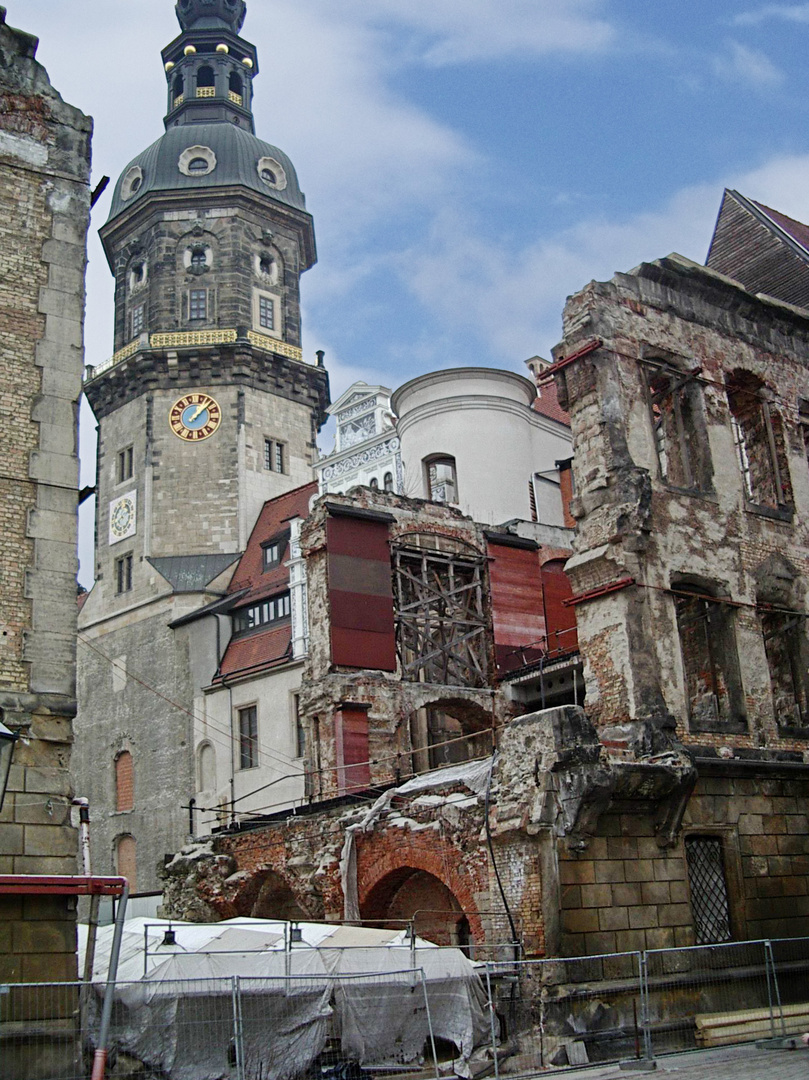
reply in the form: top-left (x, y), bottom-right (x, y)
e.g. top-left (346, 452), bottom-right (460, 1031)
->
top-left (79, 918), bottom-right (491, 1080)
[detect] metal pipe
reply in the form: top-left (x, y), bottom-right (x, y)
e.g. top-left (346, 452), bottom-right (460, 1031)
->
top-left (91, 880), bottom-right (130, 1080)
top-left (72, 798), bottom-right (91, 876)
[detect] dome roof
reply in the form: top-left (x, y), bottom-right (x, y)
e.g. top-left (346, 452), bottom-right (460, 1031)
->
top-left (106, 122), bottom-right (307, 222)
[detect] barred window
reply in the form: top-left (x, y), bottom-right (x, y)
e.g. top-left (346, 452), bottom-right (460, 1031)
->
top-left (189, 289), bottom-right (207, 320)
top-left (238, 706), bottom-right (258, 770)
top-left (644, 360), bottom-right (712, 491)
top-left (685, 835), bottom-right (732, 945)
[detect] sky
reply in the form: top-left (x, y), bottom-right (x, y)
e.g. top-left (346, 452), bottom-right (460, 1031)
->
top-left (14, 0), bottom-right (809, 584)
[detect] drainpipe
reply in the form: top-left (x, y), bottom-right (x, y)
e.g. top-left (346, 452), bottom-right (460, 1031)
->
top-left (73, 797), bottom-right (100, 1051)
top-left (90, 880), bottom-right (130, 1080)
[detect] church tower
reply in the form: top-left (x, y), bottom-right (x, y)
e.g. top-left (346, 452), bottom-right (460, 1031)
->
top-left (76, 0), bottom-right (329, 892)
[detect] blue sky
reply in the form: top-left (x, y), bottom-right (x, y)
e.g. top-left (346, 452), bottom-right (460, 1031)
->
top-left (15, 0), bottom-right (809, 582)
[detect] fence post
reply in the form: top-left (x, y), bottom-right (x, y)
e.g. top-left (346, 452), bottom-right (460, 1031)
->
top-left (639, 951), bottom-right (654, 1063)
top-left (418, 969), bottom-right (441, 1080)
top-left (764, 940), bottom-right (786, 1037)
top-left (484, 964), bottom-right (500, 1080)
top-left (231, 975), bottom-right (246, 1080)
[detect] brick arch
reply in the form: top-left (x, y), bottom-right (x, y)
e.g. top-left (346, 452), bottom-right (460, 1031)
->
top-left (356, 831), bottom-right (484, 943)
top-left (224, 867), bottom-right (313, 922)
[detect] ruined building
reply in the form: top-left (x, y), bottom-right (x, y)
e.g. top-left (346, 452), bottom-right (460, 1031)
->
top-left (0, 0), bottom-right (92, 1036)
top-left (162, 195), bottom-right (809, 960)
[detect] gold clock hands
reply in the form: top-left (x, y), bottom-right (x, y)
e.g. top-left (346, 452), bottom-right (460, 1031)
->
top-left (189, 399), bottom-right (209, 422)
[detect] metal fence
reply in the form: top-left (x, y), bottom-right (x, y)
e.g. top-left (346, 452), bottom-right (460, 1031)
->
top-left (5, 938), bottom-right (809, 1079)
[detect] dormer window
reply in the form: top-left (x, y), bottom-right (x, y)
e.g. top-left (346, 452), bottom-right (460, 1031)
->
top-left (188, 157), bottom-right (209, 173)
top-left (232, 592), bottom-right (291, 634)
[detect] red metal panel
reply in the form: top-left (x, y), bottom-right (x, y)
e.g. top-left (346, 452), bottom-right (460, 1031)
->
top-left (0, 875), bottom-right (127, 896)
top-left (542, 559), bottom-right (578, 657)
top-left (488, 541), bottom-right (546, 674)
top-left (327, 516), bottom-right (396, 671)
top-left (335, 706), bottom-right (371, 794)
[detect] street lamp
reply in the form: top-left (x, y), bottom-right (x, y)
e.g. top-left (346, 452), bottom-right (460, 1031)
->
top-left (0, 720), bottom-right (18, 812)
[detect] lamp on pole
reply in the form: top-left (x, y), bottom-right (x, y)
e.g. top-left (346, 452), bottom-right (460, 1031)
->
top-left (0, 720), bottom-right (18, 812)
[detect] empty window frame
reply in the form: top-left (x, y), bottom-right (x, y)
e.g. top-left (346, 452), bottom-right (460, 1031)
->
top-left (264, 438), bottom-right (285, 473)
top-left (409, 705), bottom-right (491, 773)
top-left (293, 693), bottom-right (305, 759)
top-left (131, 304), bottom-right (145, 338)
top-left (425, 456), bottom-right (457, 504)
top-left (761, 609), bottom-right (809, 728)
top-left (115, 751), bottom-right (134, 812)
top-left (238, 705), bottom-right (258, 770)
top-left (674, 584), bottom-right (745, 732)
top-left (726, 370), bottom-right (792, 510)
top-left (393, 534), bottom-right (488, 687)
top-left (116, 553), bottom-right (133, 595)
top-left (684, 835), bottom-right (733, 945)
top-left (384, 472), bottom-right (394, 492)
top-left (232, 592), bottom-right (291, 634)
top-left (117, 446), bottom-right (134, 484)
top-left (189, 289), bottom-right (207, 321)
top-left (643, 360), bottom-right (712, 491)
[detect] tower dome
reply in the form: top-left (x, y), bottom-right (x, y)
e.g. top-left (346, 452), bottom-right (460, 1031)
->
top-left (175, 0), bottom-right (246, 33)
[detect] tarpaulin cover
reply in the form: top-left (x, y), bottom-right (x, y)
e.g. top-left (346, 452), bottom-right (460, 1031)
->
top-left (79, 917), bottom-right (490, 1080)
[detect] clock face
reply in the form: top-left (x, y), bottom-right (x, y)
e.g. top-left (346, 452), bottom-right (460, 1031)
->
top-left (109, 490), bottom-right (137, 545)
top-left (169, 393), bottom-right (222, 441)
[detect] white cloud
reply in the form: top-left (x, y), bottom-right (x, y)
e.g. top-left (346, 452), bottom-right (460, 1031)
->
top-left (733, 4), bottom-right (809, 26)
top-left (712, 41), bottom-right (784, 89)
top-left (308, 0), bottom-right (615, 65)
top-left (401, 154), bottom-right (809, 364)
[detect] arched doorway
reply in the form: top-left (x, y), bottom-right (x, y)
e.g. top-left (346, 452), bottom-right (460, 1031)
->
top-left (361, 867), bottom-right (469, 948)
top-left (233, 869), bottom-right (309, 920)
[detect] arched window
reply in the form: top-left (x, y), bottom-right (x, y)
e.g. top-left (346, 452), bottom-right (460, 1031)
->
top-left (196, 65), bottom-right (215, 89)
top-left (228, 71), bottom-right (243, 104)
top-left (115, 751), bottom-right (134, 812)
top-left (198, 742), bottom-right (216, 792)
top-left (173, 73), bottom-right (184, 105)
top-left (425, 456), bottom-right (457, 504)
top-left (190, 245), bottom-right (207, 270)
top-left (384, 472), bottom-right (394, 492)
top-left (116, 835), bottom-right (137, 892)
top-left (369, 477), bottom-right (379, 490)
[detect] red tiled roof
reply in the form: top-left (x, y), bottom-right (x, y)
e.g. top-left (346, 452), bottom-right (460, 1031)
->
top-left (227, 481), bottom-right (318, 606)
top-left (216, 624), bottom-right (291, 680)
top-left (531, 381), bottom-right (570, 426)
top-left (752, 200), bottom-right (809, 257)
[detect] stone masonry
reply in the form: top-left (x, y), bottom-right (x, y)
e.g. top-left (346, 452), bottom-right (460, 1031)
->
top-left (0, 6), bottom-right (92, 1075)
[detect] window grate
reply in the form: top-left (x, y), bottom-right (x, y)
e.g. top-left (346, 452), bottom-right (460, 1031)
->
top-left (685, 835), bottom-right (732, 945)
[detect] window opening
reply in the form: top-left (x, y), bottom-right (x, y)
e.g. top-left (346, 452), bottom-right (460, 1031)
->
top-left (117, 447), bottom-right (134, 484)
top-left (726, 370), bottom-right (792, 510)
top-left (190, 246), bottom-right (207, 272)
top-left (384, 472), bottom-right (394, 492)
top-left (264, 438), bottom-right (285, 473)
top-left (116, 835), bottom-right (137, 892)
top-left (761, 609), bottom-right (809, 727)
top-left (173, 74), bottom-right (184, 105)
top-left (188, 157), bottom-right (210, 172)
top-left (262, 542), bottom-right (281, 570)
top-left (116, 553), bottom-right (133, 595)
top-left (426, 457), bottom-right (457, 503)
top-left (644, 360), bottom-right (712, 491)
top-left (131, 304), bottom-right (144, 338)
top-left (685, 835), bottom-right (732, 945)
top-left (261, 167), bottom-right (277, 184)
top-left (410, 705), bottom-right (490, 772)
top-left (293, 693), bottom-right (305, 759)
top-left (228, 71), bottom-right (243, 104)
top-left (197, 65), bottom-right (215, 89)
top-left (259, 255), bottom-right (273, 277)
top-left (369, 477), bottom-right (379, 490)
top-left (238, 705), bottom-right (258, 769)
top-left (232, 592), bottom-right (291, 634)
top-left (189, 289), bottom-right (207, 320)
top-left (393, 535), bottom-right (488, 687)
top-left (674, 585), bottom-right (745, 731)
top-left (130, 175), bottom-right (142, 194)
top-left (259, 295), bottom-right (275, 330)
top-left (131, 262), bottom-right (144, 286)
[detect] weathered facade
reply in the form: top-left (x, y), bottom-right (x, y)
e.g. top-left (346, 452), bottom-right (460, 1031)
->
top-left (0, 4), bottom-right (92, 1073)
top-left (550, 249), bottom-right (809, 952)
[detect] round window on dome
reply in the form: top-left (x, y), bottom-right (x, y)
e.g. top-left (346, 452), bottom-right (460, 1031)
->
top-left (178, 145), bottom-right (217, 177)
top-left (121, 166), bottom-right (144, 201)
top-left (257, 156), bottom-right (287, 191)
